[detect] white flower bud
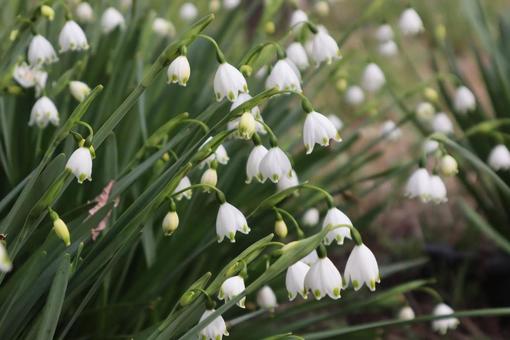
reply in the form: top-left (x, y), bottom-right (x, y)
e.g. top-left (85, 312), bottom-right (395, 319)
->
top-left (274, 218), bottom-right (288, 239)
top-left (302, 208), bottom-right (319, 227)
top-left (398, 306), bottom-right (415, 320)
top-left (361, 63), bottom-right (386, 93)
top-left (375, 24), bottom-right (394, 42)
top-left (180, 3), bottom-right (198, 22)
top-left (416, 101), bottom-right (435, 122)
top-left (201, 168), bottom-right (218, 189)
top-left (66, 146), bottom-right (93, 183)
top-left (378, 40), bottom-right (398, 57)
top-left (69, 81), bottom-right (91, 102)
top-left (0, 243), bottom-right (13, 273)
top-left (286, 42), bottom-right (309, 70)
top-left (429, 175), bottom-right (447, 203)
top-left (75, 2), bottom-right (94, 23)
top-left (404, 168), bottom-right (431, 202)
top-left (257, 285), bottom-right (278, 310)
top-left (59, 20), bottom-right (89, 52)
top-left (310, 30), bottom-right (341, 65)
top-left (246, 145), bottom-right (268, 183)
top-left (327, 115), bottom-right (343, 130)
top-left (315, 1), bottom-right (330, 16)
top-left (53, 218), bottom-right (71, 247)
top-left (173, 176), bottom-right (192, 200)
top-left (289, 9), bottom-right (308, 29)
top-left (399, 8), bottom-right (424, 36)
top-left (345, 86), bottom-right (365, 106)
top-left (223, 0), bottom-right (240, 10)
top-left (432, 112), bottom-right (454, 134)
top-left (276, 169), bottom-right (299, 192)
top-left (167, 56), bottom-right (190, 86)
top-left (439, 155), bottom-right (458, 176)
top-left (152, 17), bottom-right (175, 37)
top-left (453, 86), bottom-right (476, 113)
top-left (101, 7), bottom-right (125, 34)
top-left (162, 211), bottom-right (179, 236)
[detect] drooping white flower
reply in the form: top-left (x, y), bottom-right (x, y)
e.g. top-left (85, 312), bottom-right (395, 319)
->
top-left (29, 96), bottom-right (59, 128)
top-left (361, 63), bottom-right (385, 93)
top-left (378, 40), bottom-right (398, 57)
top-left (198, 309), bottom-right (229, 340)
top-left (101, 7), bottom-right (125, 34)
top-left (216, 202), bottom-right (250, 242)
top-left (13, 63), bottom-right (48, 96)
top-left (59, 20), bottom-right (89, 52)
top-left (0, 243), bottom-right (13, 273)
top-left (28, 35), bottom-right (58, 66)
top-left (162, 210), bottom-right (179, 236)
top-left (344, 244), bottom-right (380, 291)
top-left (432, 112), bottom-right (454, 134)
top-left (404, 168), bottom-right (431, 202)
top-left (167, 56), bottom-right (190, 86)
top-left (301, 250), bottom-right (319, 266)
top-left (286, 42), bottom-right (309, 70)
top-left (327, 115), bottom-right (343, 130)
top-left (380, 120), bottom-right (401, 141)
top-left (439, 155), bottom-right (458, 176)
top-left (201, 137), bottom-right (230, 166)
top-left (173, 176), bottom-right (192, 200)
top-left (416, 101), bottom-right (435, 122)
top-left (398, 306), bottom-right (415, 320)
top-left (423, 140), bottom-right (439, 154)
top-left (259, 147), bottom-right (292, 183)
top-left (214, 63), bottom-right (248, 102)
top-left (180, 2), bottom-right (198, 22)
top-left (75, 2), bottom-right (94, 23)
top-left (310, 30), bottom-right (341, 65)
top-left (488, 144), bottom-right (510, 171)
top-left (302, 208), bottom-right (320, 227)
top-left (399, 8), bottom-right (424, 36)
top-left (219, 276), bottom-right (246, 308)
top-left (289, 9), bottom-right (308, 29)
top-left (305, 256), bottom-right (342, 300)
top-left (322, 207), bottom-right (352, 245)
top-left (454, 86), bottom-right (476, 113)
top-left (201, 168), bottom-right (218, 189)
top-left (246, 145), bottom-right (268, 183)
top-left (276, 170), bottom-right (299, 192)
top-left (265, 59), bottom-right (301, 92)
top-left (66, 147), bottom-right (93, 183)
top-left (429, 175), bottom-right (447, 203)
top-left (432, 303), bottom-right (460, 335)
top-left (69, 81), bottom-right (91, 102)
top-left (257, 285), bottom-right (278, 310)
top-left (303, 111), bottom-right (341, 154)
top-left (223, 0), bottom-right (241, 10)
top-left (152, 17), bottom-right (175, 37)
top-left (286, 261), bottom-right (309, 300)
top-left (345, 85), bottom-right (365, 106)
top-left (375, 24), bottom-right (394, 42)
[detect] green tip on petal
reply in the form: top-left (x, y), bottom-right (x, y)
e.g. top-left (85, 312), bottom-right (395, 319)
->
top-left (314, 290), bottom-right (322, 299)
top-left (369, 280), bottom-right (376, 291)
top-left (272, 174), bottom-right (279, 182)
top-left (227, 91), bottom-right (235, 101)
top-left (333, 287), bottom-right (341, 297)
top-left (352, 280), bottom-right (360, 289)
top-left (228, 231), bottom-right (236, 242)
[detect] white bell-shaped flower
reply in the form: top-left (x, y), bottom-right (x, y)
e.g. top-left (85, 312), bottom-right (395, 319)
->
top-left (101, 7), bottom-right (125, 34)
top-left (301, 250), bottom-right (319, 266)
top-left (75, 2), bottom-right (94, 23)
top-left (345, 85), bottom-right (365, 106)
top-left (289, 9), bottom-right (308, 28)
top-left (302, 208), bottom-right (319, 227)
top-left (423, 140), bottom-right (439, 154)
top-left (286, 261), bottom-right (309, 300)
top-left (167, 56), bottom-right (190, 86)
top-left (214, 63), bottom-right (248, 102)
top-left (432, 112), bottom-right (454, 134)
top-left (439, 155), bottom-right (458, 177)
top-left (303, 111), bottom-right (341, 154)
top-left (0, 243), bottom-right (13, 273)
top-left (380, 120), bottom-right (401, 141)
top-left (59, 20), bottom-right (89, 52)
top-left (265, 59), bottom-right (301, 92)
top-left (310, 30), bottom-right (341, 65)
top-left (327, 115), bottom-right (343, 130)
top-left (277, 169), bottom-right (299, 192)
top-left (223, 0), bottom-right (240, 10)
top-left (432, 303), bottom-right (460, 335)
top-left (257, 285), bottom-right (278, 310)
top-left (69, 81), bottom-right (91, 102)
top-left (322, 207), bottom-right (352, 245)
top-left (430, 175), bottom-right (447, 203)
top-left (201, 137), bottom-right (230, 166)
top-left (416, 101), bottom-right (435, 122)
top-left (198, 309), bottom-right (229, 340)
top-left (179, 3), bottom-right (198, 22)
top-left (399, 8), bottom-right (424, 36)
top-left (454, 86), bottom-right (476, 113)
top-left (305, 256), bottom-right (342, 300)
top-left (488, 144), bottom-right (510, 171)
top-left (375, 24), bottom-right (394, 42)
top-left (219, 276), bottom-right (246, 308)
top-left (378, 40), bottom-right (398, 57)
top-left (404, 168), bottom-right (431, 202)
top-left (286, 42), bottom-right (309, 70)
top-left (361, 63), bottom-right (386, 93)
top-left (216, 202), bottom-right (250, 242)
top-left (246, 145), bottom-right (268, 183)
top-left (28, 35), bottom-right (58, 66)
top-left (152, 18), bottom-right (175, 37)
top-left (29, 96), bottom-right (59, 128)
top-left (173, 176), bottom-right (192, 200)
top-left (259, 146), bottom-right (292, 183)
top-left (344, 244), bottom-right (380, 291)
top-left (66, 147), bottom-right (93, 183)
top-left (13, 63), bottom-right (47, 96)
top-left (398, 306), bottom-right (415, 320)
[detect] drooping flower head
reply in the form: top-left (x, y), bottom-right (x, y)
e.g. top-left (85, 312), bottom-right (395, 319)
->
top-left (101, 7), bottom-right (125, 34)
top-left (69, 81), bottom-right (91, 102)
top-left (259, 147), bottom-right (292, 183)
top-left (276, 170), bottom-right (299, 192)
top-left (344, 244), bottom-right (380, 291)
top-left (214, 63), bottom-right (248, 102)
top-left (310, 29), bottom-right (341, 65)
top-left (66, 146), bottom-right (93, 183)
top-left (28, 35), bottom-right (58, 66)
top-left (432, 303), bottom-right (460, 335)
top-left (404, 168), bottom-right (431, 202)
top-left (29, 96), bottom-right (59, 128)
top-left (75, 2), bottom-right (94, 23)
top-left (219, 276), bottom-right (246, 308)
top-left (286, 42), bottom-right (309, 70)
top-left (167, 55), bottom-right (190, 86)
top-left (322, 207), bottom-right (352, 245)
top-left (304, 252), bottom-right (342, 300)
top-left (245, 145), bottom-right (268, 183)
top-left (265, 59), bottom-right (301, 92)
top-left (453, 86), bottom-right (476, 113)
top-left (432, 112), bottom-right (454, 134)
top-left (59, 20), bottom-right (89, 52)
top-left (361, 63), bottom-right (386, 93)
top-left (198, 309), bottom-right (229, 340)
top-left (399, 8), bottom-right (424, 36)
top-left (257, 285), bottom-right (278, 310)
top-left (286, 261), bottom-right (309, 300)
top-left (173, 176), bottom-right (192, 200)
top-left (488, 144), bottom-right (510, 171)
top-left (216, 202), bottom-right (250, 242)
top-left (303, 111), bottom-right (341, 154)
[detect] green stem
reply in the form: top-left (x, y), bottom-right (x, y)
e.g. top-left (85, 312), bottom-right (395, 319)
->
top-left (180, 118), bottom-right (209, 133)
top-left (301, 183), bottom-right (334, 207)
top-left (255, 119), bottom-right (278, 146)
top-left (170, 183), bottom-right (225, 203)
top-left (197, 34), bottom-right (226, 63)
top-left (273, 207), bottom-right (304, 239)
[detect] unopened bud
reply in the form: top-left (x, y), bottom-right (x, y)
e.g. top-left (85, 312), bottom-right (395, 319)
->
top-left (274, 218), bottom-right (288, 239)
top-left (162, 211), bottom-right (179, 236)
top-left (439, 154), bottom-right (458, 176)
top-left (201, 168), bottom-right (218, 190)
top-left (53, 218), bottom-right (71, 247)
top-left (209, 0), bottom-right (221, 13)
top-left (435, 24), bottom-right (446, 42)
top-left (335, 78), bottom-right (347, 92)
top-left (240, 64), bottom-right (253, 77)
top-left (424, 87), bottom-right (438, 103)
top-left (9, 30), bottom-right (19, 41)
top-left (315, 1), bottom-right (330, 16)
top-left (265, 21), bottom-right (275, 35)
top-left (41, 5), bottom-right (55, 21)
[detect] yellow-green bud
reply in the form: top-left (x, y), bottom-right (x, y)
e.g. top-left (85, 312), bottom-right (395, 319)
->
top-left (238, 112), bottom-right (256, 139)
top-left (335, 78), bottom-right (347, 92)
top-left (439, 154), bottom-right (458, 176)
top-left (162, 211), bottom-right (179, 236)
top-left (274, 219), bottom-right (288, 239)
top-left (7, 85), bottom-right (22, 95)
top-left (265, 21), bottom-right (275, 35)
top-left (424, 87), bottom-right (438, 103)
top-left (9, 30), bottom-right (19, 41)
top-left (162, 152), bottom-right (170, 162)
top-left (315, 1), bottom-right (330, 16)
top-left (209, 0), bottom-right (220, 13)
top-left (53, 218), bottom-right (71, 247)
top-left (240, 64), bottom-right (253, 77)
top-left (435, 24), bottom-right (446, 42)
top-left (41, 5), bottom-right (55, 21)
